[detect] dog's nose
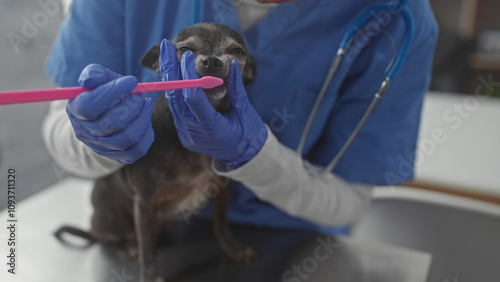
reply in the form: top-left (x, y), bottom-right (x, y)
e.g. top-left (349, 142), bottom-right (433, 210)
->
top-left (202, 56), bottom-right (223, 70)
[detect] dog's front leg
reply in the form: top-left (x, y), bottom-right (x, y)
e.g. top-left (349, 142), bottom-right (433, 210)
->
top-left (212, 178), bottom-right (257, 263)
top-left (133, 196), bottom-right (158, 282)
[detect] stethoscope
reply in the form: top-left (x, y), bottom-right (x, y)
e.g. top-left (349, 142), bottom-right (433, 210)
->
top-left (191, 0), bottom-right (415, 182)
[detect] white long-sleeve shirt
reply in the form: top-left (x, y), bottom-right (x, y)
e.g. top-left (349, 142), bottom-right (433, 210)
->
top-left (213, 127), bottom-right (373, 226)
top-left (42, 100), bottom-right (125, 179)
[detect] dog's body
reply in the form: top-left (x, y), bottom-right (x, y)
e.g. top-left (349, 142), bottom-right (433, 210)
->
top-left (63, 23), bottom-right (257, 282)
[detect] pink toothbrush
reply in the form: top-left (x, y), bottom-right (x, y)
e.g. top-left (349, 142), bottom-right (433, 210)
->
top-left (0, 76), bottom-right (223, 106)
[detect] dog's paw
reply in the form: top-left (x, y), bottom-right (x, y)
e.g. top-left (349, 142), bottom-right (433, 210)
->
top-left (115, 243), bottom-right (138, 260)
top-left (124, 245), bottom-right (139, 259)
top-left (227, 245), bottom-right (258, 263)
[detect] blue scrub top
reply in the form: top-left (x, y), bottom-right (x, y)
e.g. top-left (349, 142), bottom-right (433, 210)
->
top-left (45, 0), bottom-right (438, 234)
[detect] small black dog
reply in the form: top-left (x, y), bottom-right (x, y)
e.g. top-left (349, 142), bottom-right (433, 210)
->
top-left (56, 23), bottom-right (257, 282)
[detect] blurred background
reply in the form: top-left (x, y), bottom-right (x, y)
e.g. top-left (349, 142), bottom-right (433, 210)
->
top-left (0, 0), bottom-right (499, 210)
top-left (0, 0), bottom-right (64, 210)
top-left (431, 0), bottom-right (500, 96)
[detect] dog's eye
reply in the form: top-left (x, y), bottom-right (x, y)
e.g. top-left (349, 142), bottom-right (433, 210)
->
top-left (178, 46), bottom-right (193, 53)
top-left (229, 47), bottom-right (246, 56)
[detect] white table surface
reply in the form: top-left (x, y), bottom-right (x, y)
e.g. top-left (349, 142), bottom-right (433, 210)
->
top-left (0, 178), bottom-right (94, 282)
top-left (414, 91), bottom-right (500, 196)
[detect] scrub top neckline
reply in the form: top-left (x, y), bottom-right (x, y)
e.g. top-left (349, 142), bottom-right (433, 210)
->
top-left (244, 0), bottom-right (323, 52)
top-left (209, 0), bottom-right (323, 53)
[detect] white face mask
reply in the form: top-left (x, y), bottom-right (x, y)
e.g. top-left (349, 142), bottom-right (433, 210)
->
top-left (232, 0), bottom-right (278, 7)
top-left (231, 0), bottom-right (277, 32)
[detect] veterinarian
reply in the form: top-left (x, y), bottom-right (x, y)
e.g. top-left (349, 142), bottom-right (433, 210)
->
top-left (43, 0), bottom-right (437, 235)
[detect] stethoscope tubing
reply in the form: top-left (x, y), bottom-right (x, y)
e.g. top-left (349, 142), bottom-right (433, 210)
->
top-left (297, 1), bottom-right (415, 181)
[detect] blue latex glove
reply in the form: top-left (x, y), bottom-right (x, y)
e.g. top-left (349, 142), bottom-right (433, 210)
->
top-left (160, 40), bottom-right (267, 168)
top-left (66, 64), bottom-right (154, 164)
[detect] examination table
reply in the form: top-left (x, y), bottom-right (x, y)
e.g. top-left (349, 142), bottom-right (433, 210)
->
top-left (0, 178), bottom-right (431, 282)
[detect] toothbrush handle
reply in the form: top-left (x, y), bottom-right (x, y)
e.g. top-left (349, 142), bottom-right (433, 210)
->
top-left (0, 77), bottom-right (222, 106)
top-left (0, 87), bottom-right (84, 105)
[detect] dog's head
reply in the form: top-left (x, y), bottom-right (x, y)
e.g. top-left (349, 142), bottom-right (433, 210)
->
top-left (140, 23), bottom-right (256, 113)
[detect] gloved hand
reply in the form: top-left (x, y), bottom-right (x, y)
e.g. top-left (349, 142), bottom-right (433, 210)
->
top-left (160, 39), bottom-right (267, 168)
top-left (66, 64), bottom-right (154, 164)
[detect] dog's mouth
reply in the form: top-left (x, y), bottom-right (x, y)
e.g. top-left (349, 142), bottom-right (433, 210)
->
top-left (203, 80), bottom-right (226, 98)
top-left (199, 73), bottom-right (227, 98)
top-left (199, 76), bottom-right (229, 112)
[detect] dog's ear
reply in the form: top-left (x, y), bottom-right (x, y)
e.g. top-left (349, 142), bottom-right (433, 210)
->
top-left (140, 44), bottom-right (161, 72)
top-left (242, 54), bottom-right (256, 85)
